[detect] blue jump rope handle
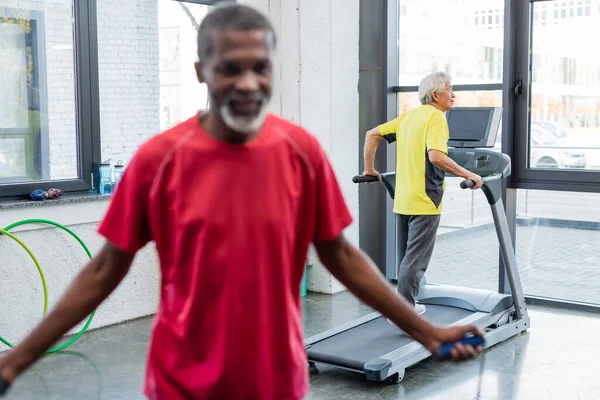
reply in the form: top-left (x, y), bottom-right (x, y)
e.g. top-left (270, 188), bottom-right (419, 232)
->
top-left (433, 335), bottom-right (485, 360)
top-left (0, 379), bottom-right (9, 396)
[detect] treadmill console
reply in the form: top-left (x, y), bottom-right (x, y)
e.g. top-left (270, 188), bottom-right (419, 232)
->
top-left (448, 148), bottom-right (511, 179)
top-left (446, 107), bottom-right (502, 149)
top-left (444, 106), bottom-right (509, 178)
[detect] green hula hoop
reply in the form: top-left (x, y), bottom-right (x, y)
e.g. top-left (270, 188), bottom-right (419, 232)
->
top-left (2, 219), bottom-right (96, 353)
top-left (0, 228), bottom-right (48, 349)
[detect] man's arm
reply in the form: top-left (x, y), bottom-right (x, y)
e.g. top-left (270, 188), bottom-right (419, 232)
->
top-left (0, 243), bottom-right (135, 383)
top-left (363, 118), bottom-right (398, 178)
top-left (315, 234), bottom-right (482, 359)
top-left (428, 150), bottom-right (483, 189)
top-left (363, 127), bottom-right (384, 177)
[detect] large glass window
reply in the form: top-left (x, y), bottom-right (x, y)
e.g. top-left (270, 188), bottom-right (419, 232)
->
top-left (0, 3), bottom-right (78, 185)
top-left (398, 0), bottom-right (504, 86)
top-left (392, 0), bottom-right (600, 308)
top-left (528, 1), bottom-right (600, 171)
top-left (515, 188), bottom-right (600, 303)
top-left (429, 188), bottom-right (600, 299)
top-left (513, 0), bottom-right (600, 188)
top-left (158, 1), bottom-right (210, 132)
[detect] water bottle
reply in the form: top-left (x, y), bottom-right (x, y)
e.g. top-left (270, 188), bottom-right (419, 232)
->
top-left (113, 160), bottom-right (124, 192)
top-left (99, 162), bottom-right (112, 195)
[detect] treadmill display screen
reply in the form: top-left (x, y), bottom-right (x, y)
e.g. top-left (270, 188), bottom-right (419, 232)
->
top-left (447, 109), bottom-right (491, 142)
top-left (446, 107), bottom-right (502, 148)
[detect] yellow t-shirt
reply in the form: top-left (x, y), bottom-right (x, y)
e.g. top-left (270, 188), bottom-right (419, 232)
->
top-left (377, 105), bottom-right (449, 215)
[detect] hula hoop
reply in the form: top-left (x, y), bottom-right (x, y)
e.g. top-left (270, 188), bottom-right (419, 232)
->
top-left (0, 228), bottom-right (48, 349)
top-left (2, 219), bottom-right (95, 353)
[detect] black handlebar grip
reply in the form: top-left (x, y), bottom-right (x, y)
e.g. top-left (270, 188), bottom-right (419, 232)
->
top-left (352, 175), bottom-right (379, 184)
top-left (0, 379), bottom-right (10, 396)
top-left (460, 180), bottom-right (475, 189)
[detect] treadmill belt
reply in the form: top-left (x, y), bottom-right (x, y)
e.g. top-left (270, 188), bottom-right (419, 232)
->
top-left (306, 305), bottom-right (473, 370)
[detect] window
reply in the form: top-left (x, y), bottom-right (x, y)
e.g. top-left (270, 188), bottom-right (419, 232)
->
top-left (96, 0), bottom-right (211, 170)
top-left (158, 1), bottom-right (210, 132)
top-left (429, 188), bottom-right (600, 301)
top-left (398, 0), bottom-right (504, 86)
top-left (395, 0), bottom-right (504, 113)
top-left (0, 1), bottom-right (97, 198)
top-left (514, 0), bottom-right (600, 189)
top-left (515, 189), bottom-right (600, 304)
top-left (388, 0), bottom-right (600, 310)
top-left (0, 0), bottom-right (218, 200)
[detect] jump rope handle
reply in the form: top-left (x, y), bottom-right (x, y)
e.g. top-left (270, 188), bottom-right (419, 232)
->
top-left (432, 335), bottom-right (485, 361)
top-left (0, 378), bottom-right (10, 396)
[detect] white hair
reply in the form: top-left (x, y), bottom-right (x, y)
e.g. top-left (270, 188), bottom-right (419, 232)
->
top-left (418, 71), bottom-right (452, 105)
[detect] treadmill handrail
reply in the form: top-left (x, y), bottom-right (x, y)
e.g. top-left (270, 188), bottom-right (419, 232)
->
top-left (352, 172), bottom-right (504, 205)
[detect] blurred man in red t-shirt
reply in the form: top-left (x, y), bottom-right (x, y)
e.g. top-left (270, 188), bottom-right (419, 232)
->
top-left (0, 4), bottom-right (482, 400)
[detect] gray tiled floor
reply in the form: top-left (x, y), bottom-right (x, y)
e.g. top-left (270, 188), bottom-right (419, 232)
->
top-left (4, 290), bottom-right (600, 399)
top-left (304, 292), bottom-right (600, 400)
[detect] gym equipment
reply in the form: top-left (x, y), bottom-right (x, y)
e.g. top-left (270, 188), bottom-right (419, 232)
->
top-left (446, 107), bottom-right (502, 149)
top-left (304, 107), bottom-right (530, 384)
top-left (0, 219), bottom-right (95, 353)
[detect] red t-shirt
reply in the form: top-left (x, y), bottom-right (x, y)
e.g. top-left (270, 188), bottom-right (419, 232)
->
top-left (97, 113), bottom-right (353, 400)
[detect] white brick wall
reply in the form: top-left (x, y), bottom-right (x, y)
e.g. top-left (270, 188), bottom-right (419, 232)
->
top-left (97, 0), bottom-right (160, 166)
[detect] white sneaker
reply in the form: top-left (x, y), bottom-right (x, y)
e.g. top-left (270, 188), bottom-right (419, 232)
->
top-left (414, 303), bottom-right (427, 315)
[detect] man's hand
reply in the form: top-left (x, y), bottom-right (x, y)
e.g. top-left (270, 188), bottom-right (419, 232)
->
top-left (425, 325), bottom-right (484, 361)
top-left (464, 172), bottom-right (484, 189)
top-left (361, 169), bottom-right (381, 182)
top-left (428, 150), bottom-right (484, 190)
top-left (0, 351), bottom-right (21, 387)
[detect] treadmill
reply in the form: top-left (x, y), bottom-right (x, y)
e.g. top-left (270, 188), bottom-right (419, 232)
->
top-left (304, 107), bottom-right (530, 384)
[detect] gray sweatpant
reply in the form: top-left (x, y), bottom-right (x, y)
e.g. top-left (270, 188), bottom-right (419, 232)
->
top-left (395, 213), bottom-right (441, 305)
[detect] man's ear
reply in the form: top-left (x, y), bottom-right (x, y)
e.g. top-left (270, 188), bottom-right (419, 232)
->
top-left (431, 91), bottom-right (439, 103)
top-left (195, 62), bottom-right (206, 84)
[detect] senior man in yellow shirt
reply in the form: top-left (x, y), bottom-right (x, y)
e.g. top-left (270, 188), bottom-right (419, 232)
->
top-left (361, 71), bottom-right (483, 323)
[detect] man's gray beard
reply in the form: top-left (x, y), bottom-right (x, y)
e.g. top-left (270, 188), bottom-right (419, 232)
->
top-left (219, 101), bottom-right (269, 135)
